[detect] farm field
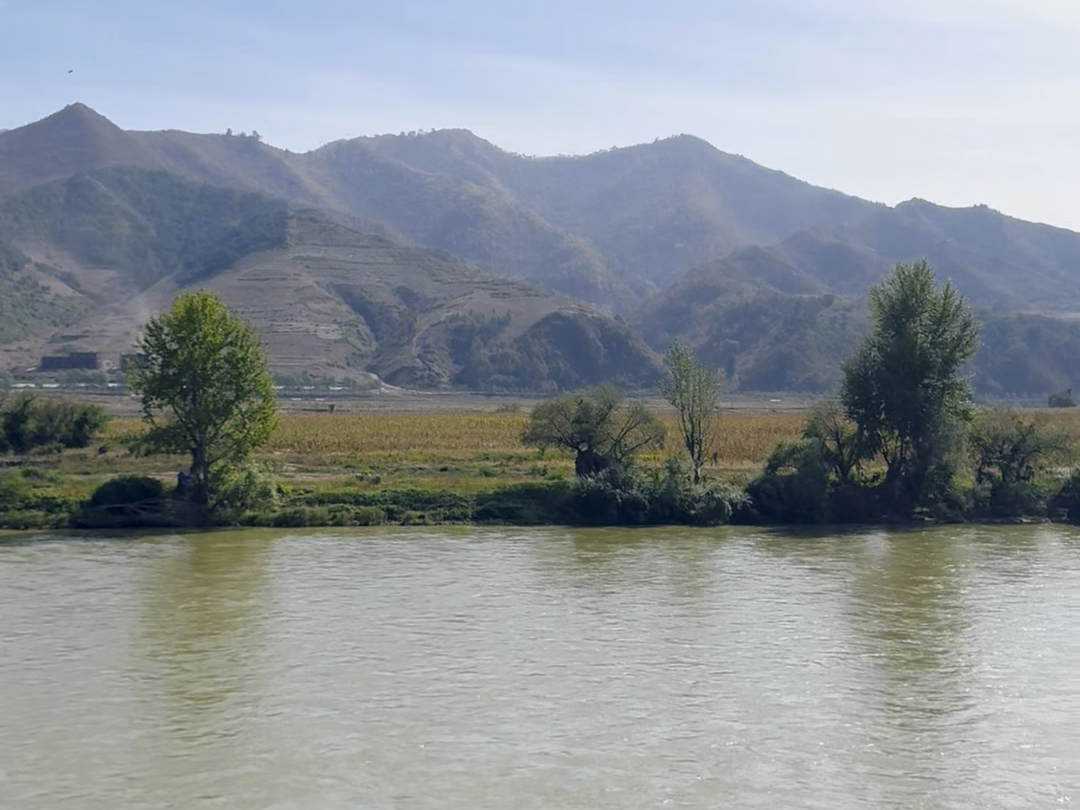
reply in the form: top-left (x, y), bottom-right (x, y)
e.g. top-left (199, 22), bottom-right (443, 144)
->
top-left (94, 409), bottom-right (809, 496)
top-left (9, 392), bottom-right (1080, 527)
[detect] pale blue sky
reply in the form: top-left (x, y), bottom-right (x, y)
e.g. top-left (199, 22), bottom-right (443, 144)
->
top-left (3, 0), bottom-right (1080, 229)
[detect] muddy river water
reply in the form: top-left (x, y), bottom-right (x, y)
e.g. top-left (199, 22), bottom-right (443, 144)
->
top-left (2, 525), bottom-right (1077, 808)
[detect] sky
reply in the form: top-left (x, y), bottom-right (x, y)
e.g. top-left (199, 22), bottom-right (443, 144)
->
top-left (3, 0), bottom-right (1080, 229)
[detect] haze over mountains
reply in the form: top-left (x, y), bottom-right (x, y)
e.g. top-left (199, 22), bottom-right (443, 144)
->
top-left (2, 102), bottom-right (1080, 395)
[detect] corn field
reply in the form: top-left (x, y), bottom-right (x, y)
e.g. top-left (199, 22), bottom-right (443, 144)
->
top-left (264, 411), bottom-right (806, 469)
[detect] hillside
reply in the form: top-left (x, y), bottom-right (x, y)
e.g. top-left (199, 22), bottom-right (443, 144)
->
top-left (4, 104), bottom-right (1080, 394)
top-left (0, 194), bottom-right (664, 391)
top-left (0, 105), bottom-right (879, 310)
top-left (633, 278), bottom-right (1080, 396)
top-left (5, 105), bottom-right (1080, 312)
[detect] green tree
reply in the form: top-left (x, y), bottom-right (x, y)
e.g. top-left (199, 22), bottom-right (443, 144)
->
top-left (521, 384), bottom-right (665, 477)
top-left (802, 397), bottom-right (863, 485)
top-left (969, 408), bottom-right (1069, 517)
top-left (970, 408), bottom-right (1069, 488)
top-left (840, 260), bottom-right (980, 514)
top-left (130, 290), bottom-right (277, 505)
top-left (659, 340), bottom-right (721, 483)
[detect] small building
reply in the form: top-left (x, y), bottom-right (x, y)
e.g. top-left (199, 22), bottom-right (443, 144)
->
top-left (38, 352), bottom-right (99, 371)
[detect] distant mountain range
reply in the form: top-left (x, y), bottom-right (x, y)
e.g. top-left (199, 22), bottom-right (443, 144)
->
top-left (2, 103), bottom-right (1080, 395)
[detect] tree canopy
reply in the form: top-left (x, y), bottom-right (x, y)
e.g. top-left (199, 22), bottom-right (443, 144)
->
top-left (521, 384), bottom-right (665, 477)
top-left (840, 260), bottom-right (979, 513)
top-left (660, 340), bottom-right (722, 483)
top-left (130, 290), bottom-right (277, 505)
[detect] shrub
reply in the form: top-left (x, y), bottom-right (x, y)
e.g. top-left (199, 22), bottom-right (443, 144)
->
top-left (975, 480), bottom-right (1046, 518)
top-left (353, 506), bottom-right (387, 525)
top-left (572, 465), bottom-right (651, 525)
top-left (1048, 389), bottom-right (1077, 408)
top-left (0, 471), bottom-right (32, 509)
top-left (212, 462), bottom-right (281, 510)
top-left (473, 482), bottom-right (574, 524)
top-left (271, 506), bottom-right (331, 527)
top-left (565, 461), bottom-right (747, 527)
top-left (970, 408), bottom-right (1068, 518)
top-left (1050, 468), bottom-right (1080, 522)
top-left (88, 476), bottom-right (165, 507)
top-left (289, 488), bottom-right (473, 523)
top-left (744, 439), bottom-right (830, 524)
top-left (677, 480), bottom-right (748, 526)
top-left (0, 395), bottom-right (107, 454)
top-left (639, 458), bottom-right (746, 525)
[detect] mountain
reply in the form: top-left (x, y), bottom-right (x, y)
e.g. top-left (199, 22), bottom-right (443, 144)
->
top-left (347, 131), bottom-right (878, 296)
top-left (4, 103), bottom-right (1080, 395)
top-left (0, 106), bottom-right (881, 311)
top-left (633, 276), bottom-right (1080, 396)
top-left (0, 104), bottom-right (165, 195)
top-left (6, 106), bottom-right (1080, 313)
top-left (0, 168), bottom-right (663, 391)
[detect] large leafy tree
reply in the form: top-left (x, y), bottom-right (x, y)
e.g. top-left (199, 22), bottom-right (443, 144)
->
top-left (130, 290), bottom-right (277, 505)
top-left (521, 384), bottom-right (665, 477)
top-left (659, 340), bottom-right (722, 483)
top-left (840, 260), bottom-right (980, 514)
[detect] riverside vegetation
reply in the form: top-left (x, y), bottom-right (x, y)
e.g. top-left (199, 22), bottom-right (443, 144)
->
top-left (0, 404), bottom-right (796, 529)
top-left (7, 263), bottom-right (1080, 531)
top-left (2, 396), bottom-right (1080, 530)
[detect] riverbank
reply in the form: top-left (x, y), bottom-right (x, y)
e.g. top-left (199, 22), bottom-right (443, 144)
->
top-left (4, 406), bottom-right (1080, 530)
top-left (0, 409), bottom-right (803, 529)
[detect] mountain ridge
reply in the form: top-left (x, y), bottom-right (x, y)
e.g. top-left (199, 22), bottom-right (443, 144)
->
top-left (4, 104), bottom-right (1080, 395)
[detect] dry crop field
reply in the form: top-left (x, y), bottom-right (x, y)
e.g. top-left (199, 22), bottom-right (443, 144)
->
top-left (31, 396), bottom-right (1080, 500)
top-left (95, 409), bottom-right (807, 494)
top-left (250, 404), bottom-right (1080, 491)
top-left (260, 410), bottom-right (804, 491)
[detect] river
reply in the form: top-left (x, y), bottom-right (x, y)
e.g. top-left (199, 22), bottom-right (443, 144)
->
top-left (1, 525), bottom-right (1078, 808)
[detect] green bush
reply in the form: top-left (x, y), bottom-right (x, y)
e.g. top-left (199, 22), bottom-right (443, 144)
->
top-left (212, 462), bottom-right (281, 510)
top-left (564, 462), bottom-right (745, 527)
top-left (247, 503), bottom-right (385, 528)
top-left (352, 506), bottom-right (387, 525)
top-left (677, 480), bottom-right (748, 525)
top-left (0, 471), bottom-right (33, 509)
top-left (0, 395), bottom-right (107, 454)
top-left (88, 476), bottom-right (165, 507)
top-left (1048, 390), bottom-right (1077, 408)
top-left (324, 505), bottom-right (386, 526)
top-left (271, 506), bottom-right (331, 527)
top-left (638, 458), bottom-right (747, 526)
top-left (473, 482), bottom-right (574, 524)
top-left (975, 480), bottom-right (1046, 518)
top-left (292, 488), bottom-right (472, 523)
top-left (573, 466), bottom-right (651, 525)
top-left (745, 439), bottom-right (830, 524)
top-left (1050, 468), bottom-right (1080, 522)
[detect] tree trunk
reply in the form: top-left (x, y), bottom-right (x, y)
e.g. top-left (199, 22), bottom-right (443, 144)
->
top-left (575, 448), bottom-right (609, 477)
top-left (190, 445), bottom-right (210, 505)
